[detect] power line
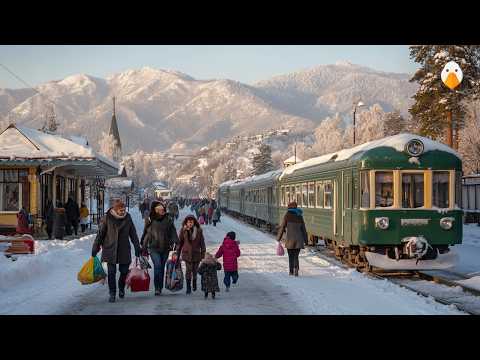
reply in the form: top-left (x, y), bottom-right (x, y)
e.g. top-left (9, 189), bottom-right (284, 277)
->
top-left (0, 62), bottom-right (67, 113)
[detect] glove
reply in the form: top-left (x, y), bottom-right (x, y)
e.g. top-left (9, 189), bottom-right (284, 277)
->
top-left (91, 250), bottom-right (97, 258)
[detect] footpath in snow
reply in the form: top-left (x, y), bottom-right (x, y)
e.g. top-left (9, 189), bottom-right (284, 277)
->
top-left (0, 206), bottom-right (466, 315)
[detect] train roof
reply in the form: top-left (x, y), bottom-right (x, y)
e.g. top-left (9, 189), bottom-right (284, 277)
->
top-left (219, 169), bottom-right (283, 189)
top-left (279, 133), bottom-right (460, 180)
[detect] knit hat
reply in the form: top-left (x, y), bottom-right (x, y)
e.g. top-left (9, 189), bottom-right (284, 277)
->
top-left (287, 201), bottom-right (297, 209)
top-left (113, 199), bottom-right (126, 211)
top-left (226, 231), bottom-right (236, 240)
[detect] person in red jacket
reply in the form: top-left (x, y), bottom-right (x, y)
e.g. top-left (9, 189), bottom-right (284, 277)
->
top-left (215, 231), bottom-right (241, 292)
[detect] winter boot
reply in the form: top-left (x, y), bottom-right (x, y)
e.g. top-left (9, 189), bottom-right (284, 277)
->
top-left (155, 288), bottom-right (161, 296)
top-left (109, 293), bottom-right (116, 303)
top-left (212, 292), bottom-right (216, 299)
top-left (186, 280), bottom-right (192, 294)
top-left (294, 268), bottom-right (299, 277)
top-left (225, 286), bottom-right (230, 292)
top-left (192, 278), bottom-right (197, 292)
top-left (204, 291), bottom-right (208, 299)
top-left (119, 289), bottom-right (125, 299)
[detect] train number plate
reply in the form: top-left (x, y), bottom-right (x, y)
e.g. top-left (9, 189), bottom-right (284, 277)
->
top-left (401, 219), bottom-right (430, 226)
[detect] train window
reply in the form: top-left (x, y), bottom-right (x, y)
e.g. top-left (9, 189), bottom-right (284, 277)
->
top-left (290, 185), bottom-right (295, 203)
top-left (324, 181), bottom-right (333, 208)
top-left (375, 172), bottom-right (394, 207)
top-left (402, 173), bottom-right (424, 208)
top-left (433, 171), bottom-right (449, 208)
top-left (316, 181), bottom-right (323, 208)
top-left (302, 183), bottom-right (308, 207)
top-left (344, 178), bottom-right (350, 209)
top-left (284, 186), bottom-right (289, 205)
top-left (308, 182), bottom-right (315, 207)
top-left (360, 171), bottom-right (370, 208)
top-left (353, 178), bottom-right (359, 209)
top-left (296, 185), bottom-right (302, 206)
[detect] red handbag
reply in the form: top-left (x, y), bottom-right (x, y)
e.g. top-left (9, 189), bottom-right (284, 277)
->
top-left (126, 258), bottom-right (150, 292)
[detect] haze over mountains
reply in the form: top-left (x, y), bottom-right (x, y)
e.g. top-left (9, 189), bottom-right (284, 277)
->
top-left (0, 61), bottom-right (417, 153)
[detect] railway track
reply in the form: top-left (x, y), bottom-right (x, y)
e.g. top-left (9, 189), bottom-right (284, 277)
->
top-left (224, 213), bottom-right (480, 315)
top-left (309, 245), bottom-right (480, 315)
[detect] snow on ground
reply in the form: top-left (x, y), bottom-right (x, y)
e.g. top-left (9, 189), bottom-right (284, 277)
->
top-left (0, 206), bottom-right (470, 315)
top-left (450, 224), bottom-right (480, 279)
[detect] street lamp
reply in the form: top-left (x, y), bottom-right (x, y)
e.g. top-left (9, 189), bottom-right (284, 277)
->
top-left (353, 100), bottom-right (365, 145)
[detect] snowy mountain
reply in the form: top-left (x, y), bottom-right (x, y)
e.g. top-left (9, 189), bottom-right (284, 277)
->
top-left (255, 61), bottom-right (417, 122)
top-left (0, 63), bottom-right (417, 153)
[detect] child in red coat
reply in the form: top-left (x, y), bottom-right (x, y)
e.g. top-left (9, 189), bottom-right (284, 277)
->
top-left (215, 231), bottom-right (241, 291)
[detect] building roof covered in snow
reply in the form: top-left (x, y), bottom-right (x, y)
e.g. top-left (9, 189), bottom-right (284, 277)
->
top-left (105, 177), bottom-right (134, 189)
top-left (0, 124), bottom-right (119, 177)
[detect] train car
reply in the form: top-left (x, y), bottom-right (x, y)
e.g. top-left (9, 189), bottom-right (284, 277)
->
top-left (218, 133), bottom-right (463, 271)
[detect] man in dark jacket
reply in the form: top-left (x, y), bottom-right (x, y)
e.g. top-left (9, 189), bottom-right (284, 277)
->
top-left (65, 195), bottom-right (80, 236)
top-left (92, 199), bottom-right (141, 303)
top-left (141, 201), bottom-right (179, 296)
top-left (277, 201), bottom-right (307, 277)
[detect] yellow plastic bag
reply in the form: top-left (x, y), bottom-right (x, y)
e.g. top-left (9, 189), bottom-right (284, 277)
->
top-left (77, 257), bottom-right (95, 285)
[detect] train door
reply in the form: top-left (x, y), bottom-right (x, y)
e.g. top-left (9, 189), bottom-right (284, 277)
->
top-left (240, 189), bottom-right (245, 214)
top-left (267, 186), bottom-right (273, 223)
top-left (343, 170), bottom-right (352, 244)
top-left (334, 173), bottom-right (343, 241)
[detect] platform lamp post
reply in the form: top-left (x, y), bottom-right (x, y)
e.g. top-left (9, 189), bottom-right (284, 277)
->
top-left (353, 100), bottom-right (365, 145)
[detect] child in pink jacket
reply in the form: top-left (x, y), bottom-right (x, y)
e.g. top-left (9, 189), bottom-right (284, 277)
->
top-left (215, 231), bottom-right (241, 292)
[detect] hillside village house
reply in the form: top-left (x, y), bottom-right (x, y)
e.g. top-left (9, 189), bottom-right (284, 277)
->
top-left (0, 124), bottom-right (119, 235)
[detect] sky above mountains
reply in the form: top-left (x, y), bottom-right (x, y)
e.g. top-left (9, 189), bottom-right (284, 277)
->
top-left (0, 45), bottom-right (417, 89)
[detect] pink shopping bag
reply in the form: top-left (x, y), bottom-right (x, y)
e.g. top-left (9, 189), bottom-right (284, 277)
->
top-left (276, 242), bottom-right (285, 256)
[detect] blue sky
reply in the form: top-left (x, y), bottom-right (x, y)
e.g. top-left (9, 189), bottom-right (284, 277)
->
top-left (0, 45), bottom-right (418, 89)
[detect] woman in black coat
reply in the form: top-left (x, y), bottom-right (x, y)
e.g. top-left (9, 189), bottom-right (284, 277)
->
top-left (92, 199), bottom-right (141, 303)
top-left (141, 201), bottom-right (179, 296)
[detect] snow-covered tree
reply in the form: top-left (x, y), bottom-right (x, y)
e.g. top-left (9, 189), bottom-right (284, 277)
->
top-left (311, 114), bottom-right (344, 155)
top-left (251, 143), bottom-right (274, 175)
top-left (98, 131), bottom-right (118, 160)
top-left (459, 100), bottom-right (480, 174)
top-left (409, 45), bottom-right (480, 142)
top-left (384, 110), bottom-right (407, 136)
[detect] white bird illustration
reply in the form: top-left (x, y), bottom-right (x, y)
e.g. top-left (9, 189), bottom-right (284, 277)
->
top-left (441, 61), bottom-right (463, 90)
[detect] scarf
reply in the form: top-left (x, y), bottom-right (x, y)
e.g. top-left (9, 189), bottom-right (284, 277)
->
top-left (110, 208), bottom-right (127, 219)
top-left (287, 208), bottom-right (303, 217)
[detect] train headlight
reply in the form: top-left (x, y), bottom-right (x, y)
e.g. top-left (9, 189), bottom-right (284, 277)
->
top-left (375, 217), bottom-right (389, 230)
top-left (440, 217), bottom-right (454, 230)
top-left (405, 139), bottom-right (424, 157)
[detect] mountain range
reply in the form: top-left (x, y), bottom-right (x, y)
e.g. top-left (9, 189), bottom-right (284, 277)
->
top-left (0, 61), bottom-right (418, 153)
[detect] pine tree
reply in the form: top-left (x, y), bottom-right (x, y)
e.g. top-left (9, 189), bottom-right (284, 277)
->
top-left (383, 110), bottom-right (407, 136)
top-left (409, 45), bottom-right (480, 142)
top-left (251, 143), bottom-right (274, 176)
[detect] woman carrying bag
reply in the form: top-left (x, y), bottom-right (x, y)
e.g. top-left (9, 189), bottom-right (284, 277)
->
top-left (141, 201), bottom-right (179, 296)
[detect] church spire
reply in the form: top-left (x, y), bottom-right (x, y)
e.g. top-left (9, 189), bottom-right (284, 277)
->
top-left (109, 96), bottom-right (122, 162)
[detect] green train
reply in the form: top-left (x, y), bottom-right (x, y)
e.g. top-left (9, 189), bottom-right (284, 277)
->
top-left (217, 134), bottom-right (462, 271)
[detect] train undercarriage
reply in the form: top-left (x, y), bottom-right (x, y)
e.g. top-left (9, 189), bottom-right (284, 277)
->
top-left (221, 207), bottom-right (458, 272)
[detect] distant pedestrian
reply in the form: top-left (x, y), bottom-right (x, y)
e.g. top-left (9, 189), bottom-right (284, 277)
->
top-left (215, 231), bottom-right (240, 292)
top-left (207, 204), bottom-right (214, 225)
top-left (65, 194), bottom-right (80, 236)
top-left (198, 253), bottom-right (221, 299)
top-left (176, 215), bottom-right (206, 294)
top-left (79, 203), bottom-right (89, 233)
top-left (44, 199), bottom-right (54, 239)
top-left (212, 207), bottom-right (221, 226)
top-left (277, 201), bottom-right (307, 277)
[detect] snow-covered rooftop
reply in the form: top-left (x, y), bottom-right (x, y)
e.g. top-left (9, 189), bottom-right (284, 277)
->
top-left (105, 178), bottom-right (133, 189)
top-left (0, 124), bottom-right (118, 170)
top-left (279, 133), bottom-right (460, 180)
top-left (221, 169), bottom-right (283, 189)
